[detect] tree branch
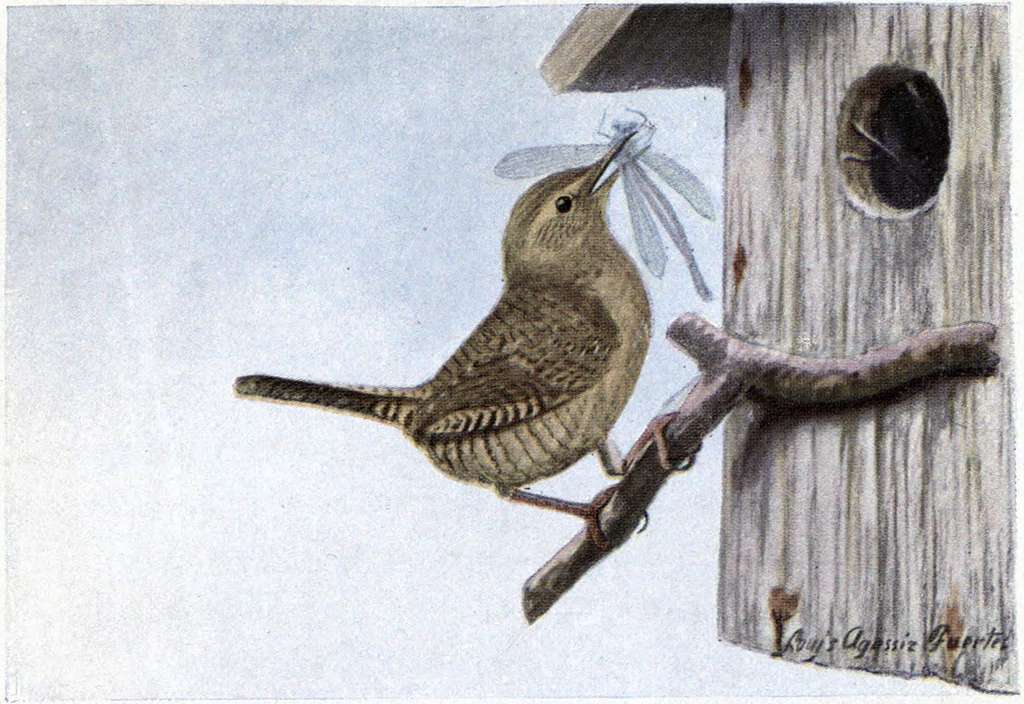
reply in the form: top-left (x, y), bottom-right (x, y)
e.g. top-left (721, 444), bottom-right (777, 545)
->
top-left (521, 314), bottom-right (999, 623)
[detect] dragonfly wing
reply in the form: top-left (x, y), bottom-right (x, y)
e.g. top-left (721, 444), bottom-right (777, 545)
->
top-left (639, 152), bottom-right (717, 221)
top-left (620, 164), bottom-right (667, 278)
top-left (494, 144), bottom-right (608, 179)
top-left (633, 165), bottom-right (713, 301)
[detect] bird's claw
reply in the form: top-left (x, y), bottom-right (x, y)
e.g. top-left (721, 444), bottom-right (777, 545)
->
top-left (673, 444), bottom-right (701, 472)
top-left (589, 491), bottom-right (650, 546)
top-left (623, 412), bottom-right (704, 475)
top-left (583, 484), bottom-right (619, 551)
top-left (624, 412), bottom-right (679, 473)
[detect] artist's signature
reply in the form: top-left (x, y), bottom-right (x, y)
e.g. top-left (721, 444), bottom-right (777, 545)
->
top-left (782, 624), bottom-right (1012, 663)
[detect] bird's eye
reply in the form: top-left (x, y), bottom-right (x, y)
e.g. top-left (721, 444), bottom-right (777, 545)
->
top-left (555, 195), bottom-right (573, 214)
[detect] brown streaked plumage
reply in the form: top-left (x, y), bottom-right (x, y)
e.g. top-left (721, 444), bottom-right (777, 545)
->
top-left (235, 136), bottom-right (651, 547)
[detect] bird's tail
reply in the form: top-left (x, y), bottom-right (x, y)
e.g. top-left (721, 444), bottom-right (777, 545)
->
top-left (234, 374), bottom-right (421, 427)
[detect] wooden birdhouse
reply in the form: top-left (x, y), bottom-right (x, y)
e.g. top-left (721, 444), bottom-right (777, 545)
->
top-left (542, 4), bottom-right (1013, 693)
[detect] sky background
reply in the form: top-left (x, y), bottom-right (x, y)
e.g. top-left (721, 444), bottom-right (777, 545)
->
top-left (5, 5), bottom-right (960, 699)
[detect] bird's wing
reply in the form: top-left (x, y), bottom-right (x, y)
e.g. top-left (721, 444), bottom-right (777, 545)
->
top-left (414, 284), bottom-right (620, 439)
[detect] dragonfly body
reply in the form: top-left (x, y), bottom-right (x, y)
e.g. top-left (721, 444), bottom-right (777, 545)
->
top-left (495, 111), bottom-right (716, 300)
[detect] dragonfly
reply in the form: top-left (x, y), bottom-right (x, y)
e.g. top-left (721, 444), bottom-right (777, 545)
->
top-left (494, 110), bottom-right (716, 301)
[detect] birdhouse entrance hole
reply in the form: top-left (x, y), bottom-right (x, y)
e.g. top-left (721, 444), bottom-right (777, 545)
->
top-left (837, 63), bottom-right (950, 219)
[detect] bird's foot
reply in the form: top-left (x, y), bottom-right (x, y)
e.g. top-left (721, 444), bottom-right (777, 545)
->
top-left (623, 412), bottom-right (676, 472)
top-left (623, 412), bottom-right (702, 474)
top-left (581, 484), bottom-right (619, 550)
top-left (508, 484), bottom-right (620, 551)
top-left (581, 485), bottom-right (651, 547)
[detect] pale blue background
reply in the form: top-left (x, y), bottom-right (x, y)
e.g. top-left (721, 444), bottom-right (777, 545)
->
top-left (6, 5), bottom-right (958, 699)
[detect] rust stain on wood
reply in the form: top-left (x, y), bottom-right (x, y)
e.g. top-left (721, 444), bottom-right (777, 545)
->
top-left (739, 56), bottom-right (753, 109)
top-left (769, 586), bottom-right (800, 656)
top-left (732, 243), bottom-right (748, 293)
top-left (944, 602), bottom-right (965, 649)
top-left (943, 589), bottom-right (966, 674)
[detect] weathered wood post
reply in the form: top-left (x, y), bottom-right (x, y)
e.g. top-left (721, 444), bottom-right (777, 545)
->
top-left (542, 3), bottom-right (1014, 693)
top-left (718, 5), bottom-right (1013, 692)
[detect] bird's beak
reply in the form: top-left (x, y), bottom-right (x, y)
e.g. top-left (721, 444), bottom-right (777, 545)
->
top-left (586, 130), bottom-right (634, 196)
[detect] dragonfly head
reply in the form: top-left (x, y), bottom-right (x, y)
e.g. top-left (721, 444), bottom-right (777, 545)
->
top-left (502, 134), bottom-right (637, 284)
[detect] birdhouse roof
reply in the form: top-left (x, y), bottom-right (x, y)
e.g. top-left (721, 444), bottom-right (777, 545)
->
top-left (541, 4), bottom-right (733, 93)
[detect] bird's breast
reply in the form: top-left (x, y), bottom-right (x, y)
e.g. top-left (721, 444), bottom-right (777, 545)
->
top-left (589, 259), bottom-right (652, 413)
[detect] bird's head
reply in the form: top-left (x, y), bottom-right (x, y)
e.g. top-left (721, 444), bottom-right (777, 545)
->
top-left (502, 136), bottom-right (632, 284)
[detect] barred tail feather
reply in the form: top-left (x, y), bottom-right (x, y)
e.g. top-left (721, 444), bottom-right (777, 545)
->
top-left (234, 374), bottom-right (418, 426)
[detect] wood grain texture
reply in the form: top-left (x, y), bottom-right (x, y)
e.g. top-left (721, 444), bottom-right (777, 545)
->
top-left (719, 5), bottom-right (1014, 693)
top-left (540, 5), bottom-right (637, 92)
top-left (540, 5), bottom-right (732, 93)
top-left (522, 314), bottom-right (998, 624)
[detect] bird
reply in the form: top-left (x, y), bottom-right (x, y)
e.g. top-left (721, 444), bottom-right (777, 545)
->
top-left (235, 134), bottom-right (655, 549)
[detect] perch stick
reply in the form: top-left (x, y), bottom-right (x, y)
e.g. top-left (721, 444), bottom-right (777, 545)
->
top-left (521, 314), bottom-right (999, 623)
